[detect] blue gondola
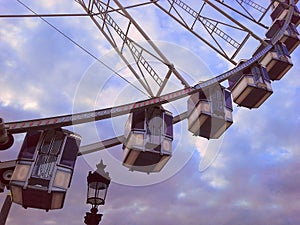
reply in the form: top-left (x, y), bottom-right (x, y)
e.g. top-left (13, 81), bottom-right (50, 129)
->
top-left (266, 19), bottom-right (300, 54)
top-left (187, 84), bottom-right (233, 139)
top-left (10, 128), bottom-right (81, 211)
top-left (271, 0), bottom-right (300, 26)
top-left (228, 61), bottom-right (273, 109)
top-left (254, 40), bottom-right (293, 80)
top-left (123, 107), bottom-right (173, 173)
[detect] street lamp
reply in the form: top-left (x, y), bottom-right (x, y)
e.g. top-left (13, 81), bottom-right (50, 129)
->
top-left (84, 160), bottom-right (111, 225)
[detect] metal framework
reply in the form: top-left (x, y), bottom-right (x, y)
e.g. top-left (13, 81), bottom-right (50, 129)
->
top-left (0, 0), bottom-right (297, 155)
top-left (152, 0), bottom-right (273, 64)
top-left (0, 1), bottom-right (298, 224)
top-left (77, 0), bottom-right (189, 98)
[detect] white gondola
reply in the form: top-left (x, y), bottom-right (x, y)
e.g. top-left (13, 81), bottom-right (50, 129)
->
top-left (266, 19), bottom-right (300, 53)
top-left (123, 107), bottom-right (173, 173)
top-left (10, 128), bottom-right (81, 211)
top-left (254, 41), bottom-right (293, 80)
top-left (228, 62), bottom-right (273, 109)
top-left (271, 1), bottom-right (300, 27)
top-left (187, 84), bottom-right (233, 139)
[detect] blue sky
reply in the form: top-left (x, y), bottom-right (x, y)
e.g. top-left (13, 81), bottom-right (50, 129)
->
top-left (1, 0), bottom-right (300, 224)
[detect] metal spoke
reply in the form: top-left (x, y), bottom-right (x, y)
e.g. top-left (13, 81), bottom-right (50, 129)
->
top-left (77, 0), bottom-right (190, 96)
top-left (153, 0), bottom-right (272, 64)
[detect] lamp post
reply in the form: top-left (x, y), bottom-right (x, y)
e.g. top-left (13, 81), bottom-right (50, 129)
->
top-left (84, 160), bottom-right (111, 225)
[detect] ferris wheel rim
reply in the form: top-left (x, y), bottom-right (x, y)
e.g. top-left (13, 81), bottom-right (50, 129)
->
top-left (2, 1), bottom-right (297, 148)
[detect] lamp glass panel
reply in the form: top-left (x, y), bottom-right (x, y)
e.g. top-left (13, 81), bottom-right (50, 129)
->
top-left (87, 181), bottom-right (107, 205)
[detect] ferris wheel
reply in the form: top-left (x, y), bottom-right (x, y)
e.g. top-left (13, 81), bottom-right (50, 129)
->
top-left (0, 0), bottom-right (299, 213)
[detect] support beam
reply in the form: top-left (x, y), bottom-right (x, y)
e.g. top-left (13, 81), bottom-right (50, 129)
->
top-left (0, 195), bottom-right (12, 225)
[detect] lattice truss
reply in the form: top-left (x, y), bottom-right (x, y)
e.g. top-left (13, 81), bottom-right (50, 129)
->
top-left (1, 0), bottom-right (297, 155)
top-left (152, 0), bottom-right (273, 64)
top-left (76, 0), bottom-right (273, 98)
top-left (77, 0), bottom-right (191, 98)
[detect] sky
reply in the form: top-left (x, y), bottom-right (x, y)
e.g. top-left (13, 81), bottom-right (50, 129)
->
top-left (1, 0), bottom-right (300, 224)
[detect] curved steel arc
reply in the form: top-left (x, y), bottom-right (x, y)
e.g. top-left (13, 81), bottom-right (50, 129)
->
top-left (6, 87), bottom-right (194, 134)
top-left (5, 1), bottom-right (295, 143)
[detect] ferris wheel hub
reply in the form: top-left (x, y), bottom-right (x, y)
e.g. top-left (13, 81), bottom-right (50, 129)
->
top-left (0, 118), bottom-right (14, 151)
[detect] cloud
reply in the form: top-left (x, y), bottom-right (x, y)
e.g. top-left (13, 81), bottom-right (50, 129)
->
top-left (1, 1), bottom-right (300, 225)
